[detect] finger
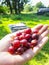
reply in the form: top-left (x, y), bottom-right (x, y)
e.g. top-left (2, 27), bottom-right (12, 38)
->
top-left (32, 24), bottom-right (43, 30)
top-left (39, 25), bottom-right (48, 35)
top-left (33, 36), bottom-right (48, 54)
top-left (38, 30), bottom-right (49, 42)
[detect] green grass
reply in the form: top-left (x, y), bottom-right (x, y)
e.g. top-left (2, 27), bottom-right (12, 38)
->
top-left (0, 13), bottom-right (49, 65)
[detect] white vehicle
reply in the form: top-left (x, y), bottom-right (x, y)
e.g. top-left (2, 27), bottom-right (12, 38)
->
top-left (37, 8), bottom-right (49, 15)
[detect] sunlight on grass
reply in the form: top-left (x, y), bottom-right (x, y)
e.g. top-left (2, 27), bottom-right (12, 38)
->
top-left (0, 13), bottom-right (49, 65)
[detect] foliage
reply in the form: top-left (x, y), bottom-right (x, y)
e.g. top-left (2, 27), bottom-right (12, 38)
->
top-left (36, 1), bottom-right (45, 8)
top-left (33, 6), bottom-right (39, 13)
top-left (24, 4), bottom-right (33, 12)
top-left (0, 5), bottom-right (10, 14)
top-left (44, 12), bottom-right (49, 16)
top-left (0, 13), bottom-right (49, 65)
top-left (24, 0), bottom-right (29, 4)
top-left (0, 6), bottom-right (6, 14)
top-left (1, 0), bottom-right (29, 14)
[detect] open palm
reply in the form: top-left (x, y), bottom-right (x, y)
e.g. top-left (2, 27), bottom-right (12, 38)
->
top-left (0, 24), bottom-right (49, 65)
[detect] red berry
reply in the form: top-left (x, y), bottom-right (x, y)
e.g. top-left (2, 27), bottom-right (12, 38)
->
top-left (8, 28), bottom-right (39, 55)
top-left (32, 33), bottom-right (39, 40)
top-left (20, 39), bottom-right (27, 46)
top-left (23, 47), bottom-right (27, 51)
top-left (17, 47), bottom-right (24, 54)
top-left (33, 29), bottom-right (38, 33)
top-left (19, 34), bottom-right (25, 40)
top-left (24, 28), bottom-right (31, 34)
top-left (31, 40), bottom-right (37, 46)
top-left (28, 37), bottom-right (32, 42)
top-left (12, 40), bottom-right (20, 49)
top-left (25, 34), bottom-right (31, 39)
top-left (8, 46), bottom-right (14, 54)
top-left (16, 32), bottom-right (22, 36)
top-left (14, 37), bottom-right (19, 40)
top-left (26, 43), bottom-right (31, 49)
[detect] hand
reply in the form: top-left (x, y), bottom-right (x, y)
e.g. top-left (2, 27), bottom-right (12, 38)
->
top-left (0, 24), bottom-right (49, 65)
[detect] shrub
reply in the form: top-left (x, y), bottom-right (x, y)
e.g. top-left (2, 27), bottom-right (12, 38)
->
top-left (24, 4), bottom-right (33, 12)
top-left (0, 6), bottom-right (9, 14)
top-left (0, 6), bottom-right (5, 14)
top-left (44, 12), bottom-right (49, 16)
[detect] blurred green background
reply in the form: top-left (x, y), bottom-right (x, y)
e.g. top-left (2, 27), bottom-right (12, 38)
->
top-left (0, 0), bottom-right (49, 65)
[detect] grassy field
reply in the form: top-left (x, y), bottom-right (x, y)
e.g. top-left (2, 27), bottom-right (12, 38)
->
top-left (0, 13), bottom-right (49, 65)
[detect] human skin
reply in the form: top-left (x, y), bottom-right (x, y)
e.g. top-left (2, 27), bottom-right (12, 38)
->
top-left (0, 24), bottom-right (49, 65)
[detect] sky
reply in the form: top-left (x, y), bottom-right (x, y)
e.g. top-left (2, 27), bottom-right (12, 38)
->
top-left (0, 0), bottom-right (49, 7)
top-left (30, 0), bottom-right (49, 7)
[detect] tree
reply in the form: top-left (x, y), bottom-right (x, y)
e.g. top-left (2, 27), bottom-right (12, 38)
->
top-left (12, 0), bottom-right (18, 14)
top-left (24, 0), bottom-right (29, 4)
top-left (2, 0), bottom-right (13, 14)
top-left (36, 1), bottom-right (44, 8)
top-left (1, 0), bottom-right (29, 14)
top-left (6, 0), bottom-right (13, 14)
top-left (12, 0), bottom-right (29, 14)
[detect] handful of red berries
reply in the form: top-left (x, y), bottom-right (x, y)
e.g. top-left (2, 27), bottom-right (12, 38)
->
top-left (8, 28), bottom-right (39, 55)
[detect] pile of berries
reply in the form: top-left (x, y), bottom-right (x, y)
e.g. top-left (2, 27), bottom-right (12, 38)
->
top-left (8, 28), bottom-right (39, 55)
